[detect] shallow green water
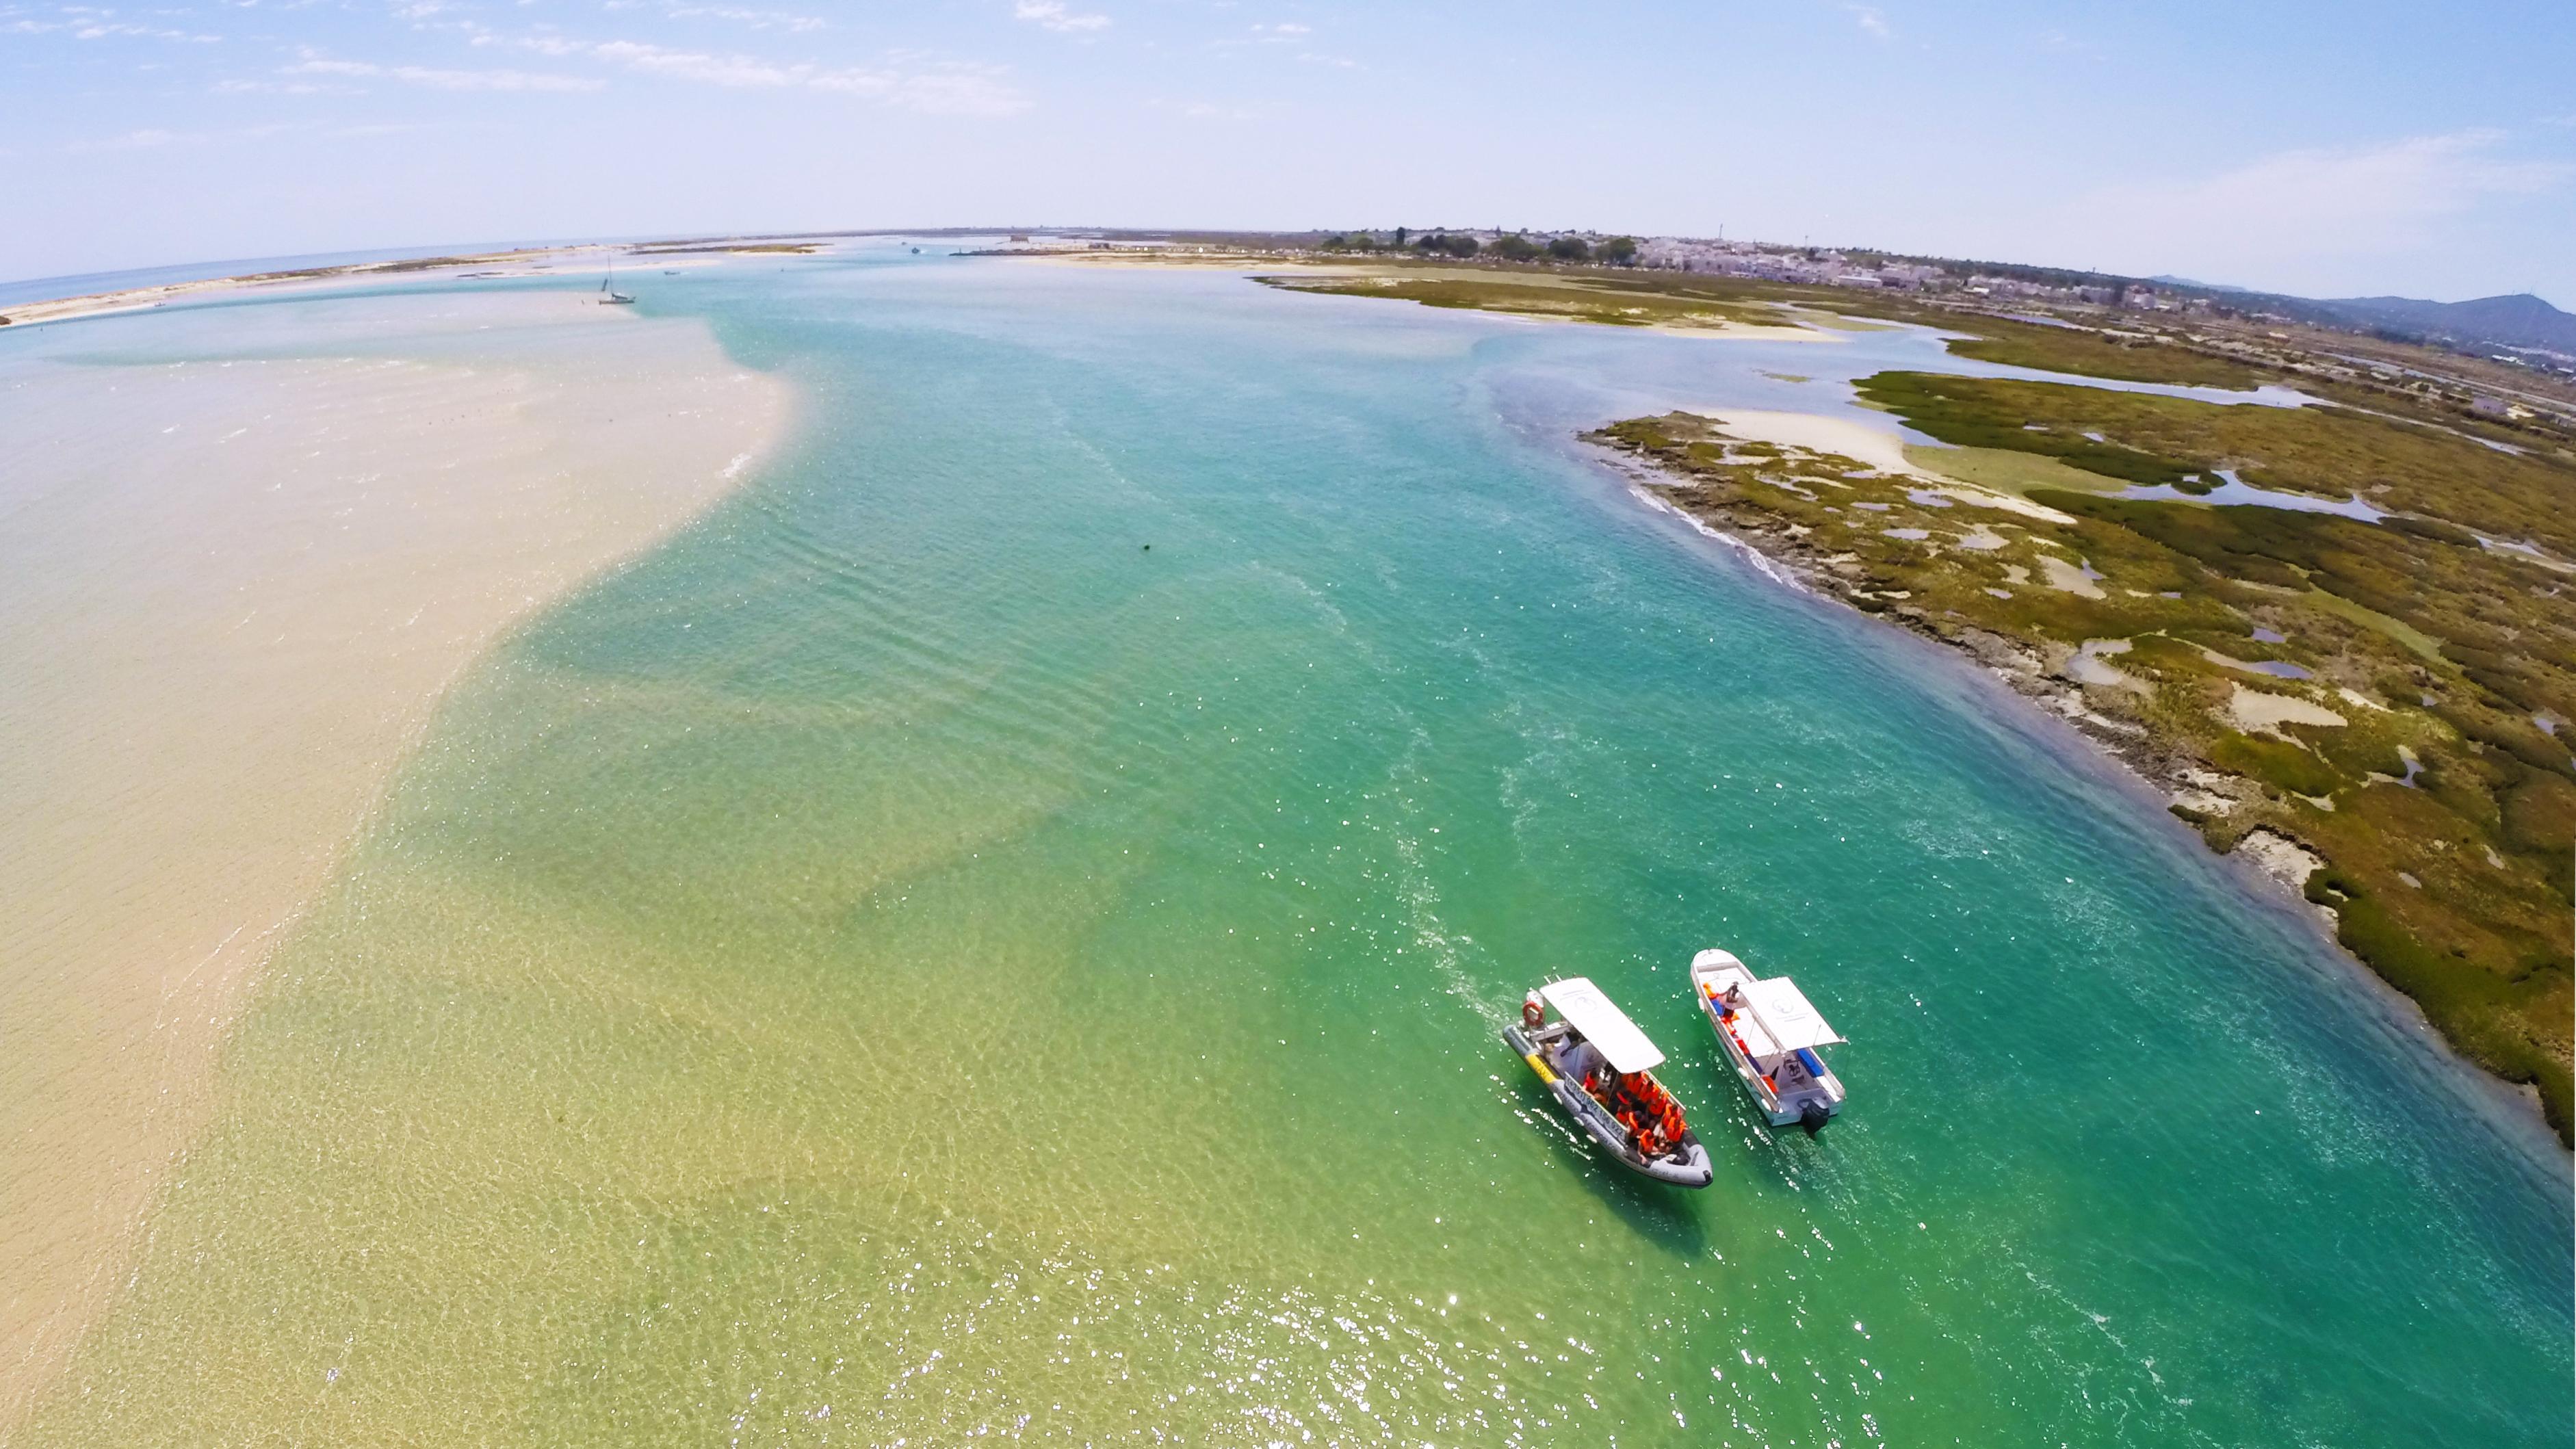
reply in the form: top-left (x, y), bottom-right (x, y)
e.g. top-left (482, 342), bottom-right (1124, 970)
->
top-left (24, 250), bottom-right (2571, 1446)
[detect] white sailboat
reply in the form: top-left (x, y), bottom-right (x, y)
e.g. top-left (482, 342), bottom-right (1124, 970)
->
top-left (598, 250), bottom-right (635, 304)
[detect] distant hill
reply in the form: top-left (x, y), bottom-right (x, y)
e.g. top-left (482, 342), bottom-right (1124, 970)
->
top-left (2149, 274), bottom-right (2250, 294)
top-left (1872, 252), bottom-right (2570, 358)
top-left (2071, 272), bottom-right (2570, 356)
top-left (2304, 293), bottom-right (2576, 355)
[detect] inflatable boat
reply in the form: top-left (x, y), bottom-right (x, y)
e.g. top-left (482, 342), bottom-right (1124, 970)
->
top-left (1503, 977), bottom-right (1714, 1188)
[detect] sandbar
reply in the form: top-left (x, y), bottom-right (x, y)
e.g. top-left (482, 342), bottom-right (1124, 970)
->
top-left (1690, 408), bottom-right (2077, 521)
top-left (0, 288), bottom-right (788, 1427)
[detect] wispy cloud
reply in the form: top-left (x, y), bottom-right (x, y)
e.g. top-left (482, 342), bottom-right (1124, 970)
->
top-left (1013, 0), bottom-right (1106, 34)
top-left (490, 31), bottom-right (586, 56)
top-left (1235, 20), bottom-right (1350, 66)
top-left (1844, 5), bottom-right (1891, 40)
top-left (844, 64), bottom-right (1028, 115)
top-left (67, 118), bottom-right (463, 152)
top-left (588, 40), bottom-right (792, 86)
top-left (2061, 130), bottom-right (2572, 281)
top-left (7, 12), bottom-right (220, 41)
top-left (2093, 130), bottom-right (2568, 235)
top-left (664, 3), bottom-right (826, 31)
top-left (587, 40), bottom-right (1028, 114)
top-left (84, 127), bottom-right (191, 149)
top-left (68, 121), bottom-right (289, 151)
top-left (284, 53), bottom-right (605, 90)
top-left (1149, 96), bottom-right (1273, 122)
top-left (214, 76), bottom-right (338, 93)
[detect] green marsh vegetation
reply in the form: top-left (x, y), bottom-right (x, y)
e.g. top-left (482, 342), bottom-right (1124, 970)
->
top-left (1261, 246), bottom-right (2562, 449)
top-left (1258, 257), bottom-right (2285, 384)
top-left (1866, 371), bottom-right (2576, 547)
top-left (1929, 315), bottom-right (2276, 389)
top-left (1258, 267), bottom-right (1801, 330)
top-left (1588, 387), bottom-right (2575, 1134)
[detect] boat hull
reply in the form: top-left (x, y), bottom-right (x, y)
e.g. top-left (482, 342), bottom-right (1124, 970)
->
top-left (1505, 1025), bottom-right (1714, 1188)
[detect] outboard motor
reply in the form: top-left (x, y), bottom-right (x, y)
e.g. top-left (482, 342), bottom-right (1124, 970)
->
top-left (1798, 1101), bottom-right (1832, 1138)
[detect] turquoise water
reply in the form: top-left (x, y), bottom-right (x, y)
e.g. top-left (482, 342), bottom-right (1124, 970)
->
top-left (25, 248), bottom-right (2572, 1445)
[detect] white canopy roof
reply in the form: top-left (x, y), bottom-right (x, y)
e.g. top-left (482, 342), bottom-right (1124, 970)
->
top-left (1738, 976), bottom-right (1844, 1054)
top-left (1539, 977), bottom-right (1665, 1073)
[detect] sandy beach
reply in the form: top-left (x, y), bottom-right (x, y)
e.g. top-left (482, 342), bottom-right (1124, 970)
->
top-left (0, 242), bottom-right (770, 330)
top-left (0, 289), bottom-right (788, 1427)
top-left (0, 250), bottom-right (567, 328)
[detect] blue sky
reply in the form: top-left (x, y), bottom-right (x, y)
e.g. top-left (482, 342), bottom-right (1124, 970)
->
top-left (3, 0), bottom-right (2571, 302)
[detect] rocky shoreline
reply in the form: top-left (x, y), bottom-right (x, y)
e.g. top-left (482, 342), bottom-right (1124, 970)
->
top-left (1590, 443), bottom-right (2200, 799)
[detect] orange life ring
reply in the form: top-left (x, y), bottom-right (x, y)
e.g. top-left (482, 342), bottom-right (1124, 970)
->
top-left (1522, 995), bottom-right (1545, 1031)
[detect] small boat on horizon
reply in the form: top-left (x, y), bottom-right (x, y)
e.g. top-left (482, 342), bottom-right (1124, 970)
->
top-left (1504, 977), bottom-right (1713, 1188)
top-left (1691, 948), bottom-right (1846, 1135)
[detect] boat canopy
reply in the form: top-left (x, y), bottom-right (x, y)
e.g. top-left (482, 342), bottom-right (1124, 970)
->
top-left (1739, 976), bottom-right (1845, 1053)
top-left (1539, 977), bottom-right (1665, 1073)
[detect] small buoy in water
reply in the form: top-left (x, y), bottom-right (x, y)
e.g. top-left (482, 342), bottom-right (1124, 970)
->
top-left (1141, 543), bottom-right (1152, 551)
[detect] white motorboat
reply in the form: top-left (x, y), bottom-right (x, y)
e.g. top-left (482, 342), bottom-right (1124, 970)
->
top-left (1690, 948), bottom-right (1846, 1135)
top-left (1502, 977), bottom-right (1713, 1188)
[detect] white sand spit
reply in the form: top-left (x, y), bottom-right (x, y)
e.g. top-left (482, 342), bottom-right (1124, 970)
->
top-left (1690, 410), bottom-right (2077, 521)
